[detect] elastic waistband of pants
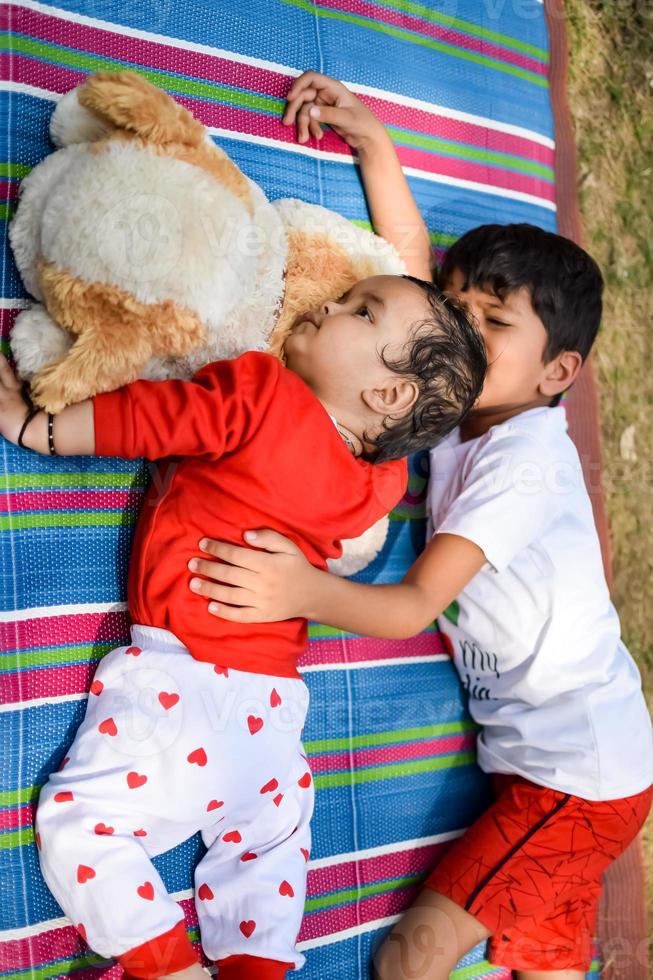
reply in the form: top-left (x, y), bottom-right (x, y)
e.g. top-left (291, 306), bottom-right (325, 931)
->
top-left (130, 624), bottom-right (187, 651)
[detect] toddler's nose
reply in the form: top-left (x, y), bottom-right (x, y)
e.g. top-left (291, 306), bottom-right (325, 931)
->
top-left (321, 300), bottom-right (339, 316)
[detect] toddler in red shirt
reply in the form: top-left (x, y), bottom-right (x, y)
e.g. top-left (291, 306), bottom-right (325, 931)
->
top-left (0, 274), bottom-right (485, 980)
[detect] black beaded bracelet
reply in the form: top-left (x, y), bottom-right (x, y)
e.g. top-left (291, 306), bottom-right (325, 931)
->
top-left (47, 413), bottom-right (57, 456)
top-left (17, 406), bottom-right (40, 450)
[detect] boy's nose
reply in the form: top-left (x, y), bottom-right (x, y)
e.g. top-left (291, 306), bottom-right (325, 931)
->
top-left (321, 300), bottom-right (340, 316)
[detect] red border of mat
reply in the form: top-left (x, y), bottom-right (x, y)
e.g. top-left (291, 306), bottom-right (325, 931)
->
top-left (544, 2), bottom-right (649, 977)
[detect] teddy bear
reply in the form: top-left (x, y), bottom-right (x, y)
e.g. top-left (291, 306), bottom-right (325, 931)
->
top-left (9, 71), bottom-right (406, 573)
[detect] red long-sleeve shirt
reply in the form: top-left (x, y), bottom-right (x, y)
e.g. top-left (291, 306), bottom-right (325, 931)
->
top-left (93, 352), bottom-right (407, 677)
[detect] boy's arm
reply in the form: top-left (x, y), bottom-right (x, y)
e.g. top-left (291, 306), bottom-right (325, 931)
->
top-left (284, 73), bottom-right (432, 281)
top-left (0, 354), bottom-right (94, 455)
top-left (188, 529), bottom-right (485, 639)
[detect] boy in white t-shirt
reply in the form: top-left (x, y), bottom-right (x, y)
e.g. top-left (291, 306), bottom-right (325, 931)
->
top-left (184, 75), bottom-right (653, 980)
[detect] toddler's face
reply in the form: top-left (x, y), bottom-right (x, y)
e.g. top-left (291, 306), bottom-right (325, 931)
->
top-left (444, 267), bottom-right (551, 415)
top-left (284, 275), bottom-right (431, 408)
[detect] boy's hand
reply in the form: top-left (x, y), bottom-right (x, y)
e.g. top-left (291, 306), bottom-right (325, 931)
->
top-left (188, 530), bottom-right (322, 623)
top-left (283, 72), bottom-right (385, 150)
top-left (0, 353), bottom-right (30, 444)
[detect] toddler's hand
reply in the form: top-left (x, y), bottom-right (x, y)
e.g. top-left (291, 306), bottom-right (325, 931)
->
top-left (0, 354), bottom-right (30, 444)
top-left (283, 71), bottom-right (385, 150)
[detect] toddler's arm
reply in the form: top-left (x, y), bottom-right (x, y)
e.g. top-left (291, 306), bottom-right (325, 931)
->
top-left (284, 72), bottom-right (432, 280)
top-left (188, 528), bottom-right (485, 639)
top-left (0, 354), bottom-right (94, 455)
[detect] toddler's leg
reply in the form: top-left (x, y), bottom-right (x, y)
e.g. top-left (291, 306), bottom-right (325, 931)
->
top-left (192, 677), bottom-right (313, 977)
top-left (35, 630), bottom-right (222, 977)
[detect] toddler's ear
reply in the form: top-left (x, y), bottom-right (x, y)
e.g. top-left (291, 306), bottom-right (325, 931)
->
top-left (363, 378), bottom-right (418, 419)
top-left (539, 349), bottom-right (582, 400)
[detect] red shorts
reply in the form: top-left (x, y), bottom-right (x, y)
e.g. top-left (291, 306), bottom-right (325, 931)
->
top-left (426, 774), bottom-right (652, 972)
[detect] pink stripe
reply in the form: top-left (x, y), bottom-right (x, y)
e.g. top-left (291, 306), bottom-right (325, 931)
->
top-left (0, 802), bottom-right (34, 831)
top-left (317, 0), bottom-right (547, 76)
top-left (0, 609), bottom-right (130, 653)
top-left (8, 4), bottom-right (552, 161)
top-left (0, 307), bottom-right (21, 339)
top-left (311, 733), bottom-right (476, 773)
top-left (0, 661), bottom-right (99, 703)
top-left (0, 178), bottom-right (17, 202)
top-left (0, 489), bottom-right (142, 513)
top-left (299, 630), bottom-right (447, 667)
top-left (308, 838), bottom-right (452, 896)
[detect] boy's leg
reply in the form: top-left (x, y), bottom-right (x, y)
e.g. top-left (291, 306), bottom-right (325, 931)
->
top-left (372, 890), bottom-right (490, 980)
top-left (515, 972), bottom-right (584, 980)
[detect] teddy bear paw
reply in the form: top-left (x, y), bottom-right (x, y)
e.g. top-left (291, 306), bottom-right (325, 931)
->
top-left (10, 306), bottom-right (73, 380)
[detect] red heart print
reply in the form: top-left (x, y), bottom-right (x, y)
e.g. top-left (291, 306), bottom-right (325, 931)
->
top-left (77, 923), bottom-right (87, 943)
top-left (222, 830), bottom-right (242, 844)
top-left (239, 920), bottom-right (256, 939)
top-left (241, 851), bottom-right (257, 862)
top-left (187, 747), bottom-right (207, 767)
top-left (54, 791), bottom-right (74, 803)
top-left (300, 848), bottom-right (310, 862)
top-left (35, 831), bottom-right (42, 850)
top-left (273, 793), bottom-right (283, 807)
top-left (125, 646), bottom-right (141, 656)
top-left (298, 772), bottom-right (312, 789)
top-left (94, 823), bottom-right (114, 836)
top-left (279, 880), bottom-right (294, 898)
top-left (127, 771), bottom-right (147, 789)
top-left (133, 828), bottom-right (147, 837)
top-left (207, 799), bottom-right (224, 811)
top-left (90, 679), bottom-right (104, 696)
top-left (214, 664), bottom-right (229, 676)
top-left (77, 864), bottom-right (95, 884)
top-left (98, 718), bottom-right (117, 737)
top-left (59, 756), bottom-right (70, 770)
top-left (259, 778), bottom-right (279, 795)
top-left (158, 691), bottom-right (179, 710)
top-left (270, 688), bottom-right (282, 708)
top-left (198, 883), bottom-right (214, 901)
top-left (247, 715), bottom-right (263, 735)
top-left (137, 881), bottom-right (155, 901)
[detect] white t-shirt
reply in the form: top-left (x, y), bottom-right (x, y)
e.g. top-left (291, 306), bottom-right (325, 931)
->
top-left (427, 406), bottom-right (653, 801)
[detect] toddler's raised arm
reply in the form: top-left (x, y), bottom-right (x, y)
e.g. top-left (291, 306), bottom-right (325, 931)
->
top-left (284, 72), bottom-right (432, 280)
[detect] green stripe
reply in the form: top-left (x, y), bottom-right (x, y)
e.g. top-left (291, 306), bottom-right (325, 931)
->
top-left (385, 124), bottom-right (554, 181)
top-left (0, 642), bottom-right (112, 672)
top-left (2, 472), bottom-right (146, 489)
top-left (0, 825), bottom-right (34, 850)
top-left (306, 620), bottom-right (437, 640)
top-left (389, 507), bottom-right (423, 522)
top-left (278, 0), bottom-right (547, 89)
top-left (305, 871), bottom-right (423, 911)
top-left (0, 511), bottom-right (137, 530)
top-left (350, 218), bottom-right (458, 249)
top-left (0, 784), bottom-right (40, 807)
top-left (3, 34), bottom-right (286, 115)
top-left (305, 719), bottom-right (477, 753)
top-left (313, 750), bottom-right (475, 788)
top-left (0, 202), bottom-right (14, 221)
top-left (0, 161), bottom-right (32, 178)
top-left (373, 0), bottom-right (549, 61)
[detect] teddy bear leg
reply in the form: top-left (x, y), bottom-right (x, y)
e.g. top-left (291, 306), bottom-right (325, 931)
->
top-left (49, 87), bottom-right (114, 148)
top-left (10, 305), bottom-right (74, 381)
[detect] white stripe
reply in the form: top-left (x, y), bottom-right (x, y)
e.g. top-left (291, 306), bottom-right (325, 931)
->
top-left (0, 80), bottom-right (60, 102)
top-left (0, 600), bottom-right (127, 622)
top-left (297, 914), bottom-right (402, 951)
top-left (2, 84), bottom-right (555, 213)
top-left (300, 654), bottom-right (449, 672)
top-left (307, 828), bottom-right (464, 871)
top-left (0, 692), bottom-right (87, 714)
top-left (12, 0), bottom-right (553, 148)
top-left (0, 298), bottom-right (29, 309)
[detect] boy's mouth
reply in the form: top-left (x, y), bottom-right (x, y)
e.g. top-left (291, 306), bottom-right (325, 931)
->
top-left (293, 310), bottom-right (321, 331)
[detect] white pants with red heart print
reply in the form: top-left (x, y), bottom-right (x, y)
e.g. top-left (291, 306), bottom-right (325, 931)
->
top-left (35, 624), bottom-right (313, 974)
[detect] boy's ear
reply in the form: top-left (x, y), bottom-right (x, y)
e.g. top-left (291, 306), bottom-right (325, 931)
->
top-left (362, 378), bottom-right (419, 418)
top-left (539, 350), bottom-right (583, 399)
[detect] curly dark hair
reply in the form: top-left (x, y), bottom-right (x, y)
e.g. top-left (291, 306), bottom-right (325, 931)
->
top-left (370, 276), bottom-right (486, 463)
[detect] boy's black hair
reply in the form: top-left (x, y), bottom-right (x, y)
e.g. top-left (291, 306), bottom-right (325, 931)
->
top-left (370, 277), bottom-right (486, 463)
top-left (439, 223), bottom-right (604, 362)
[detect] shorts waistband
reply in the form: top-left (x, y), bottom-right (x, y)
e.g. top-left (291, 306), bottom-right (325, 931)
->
top-left (130, 624), bottom-right (187, 651)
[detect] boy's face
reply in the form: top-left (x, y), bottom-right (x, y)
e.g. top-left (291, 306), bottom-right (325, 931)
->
top-left (284, 275), bottom-right (430, 410)
top-left (444, 268), bottom-right (553, 415)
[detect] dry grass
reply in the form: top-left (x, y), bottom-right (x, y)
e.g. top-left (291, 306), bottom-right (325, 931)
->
top-left (565, 0), bottom-right (653, 942)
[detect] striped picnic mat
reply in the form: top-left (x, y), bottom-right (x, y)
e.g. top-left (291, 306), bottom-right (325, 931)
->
top-left (0, 2), bottom-right (601, 978)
